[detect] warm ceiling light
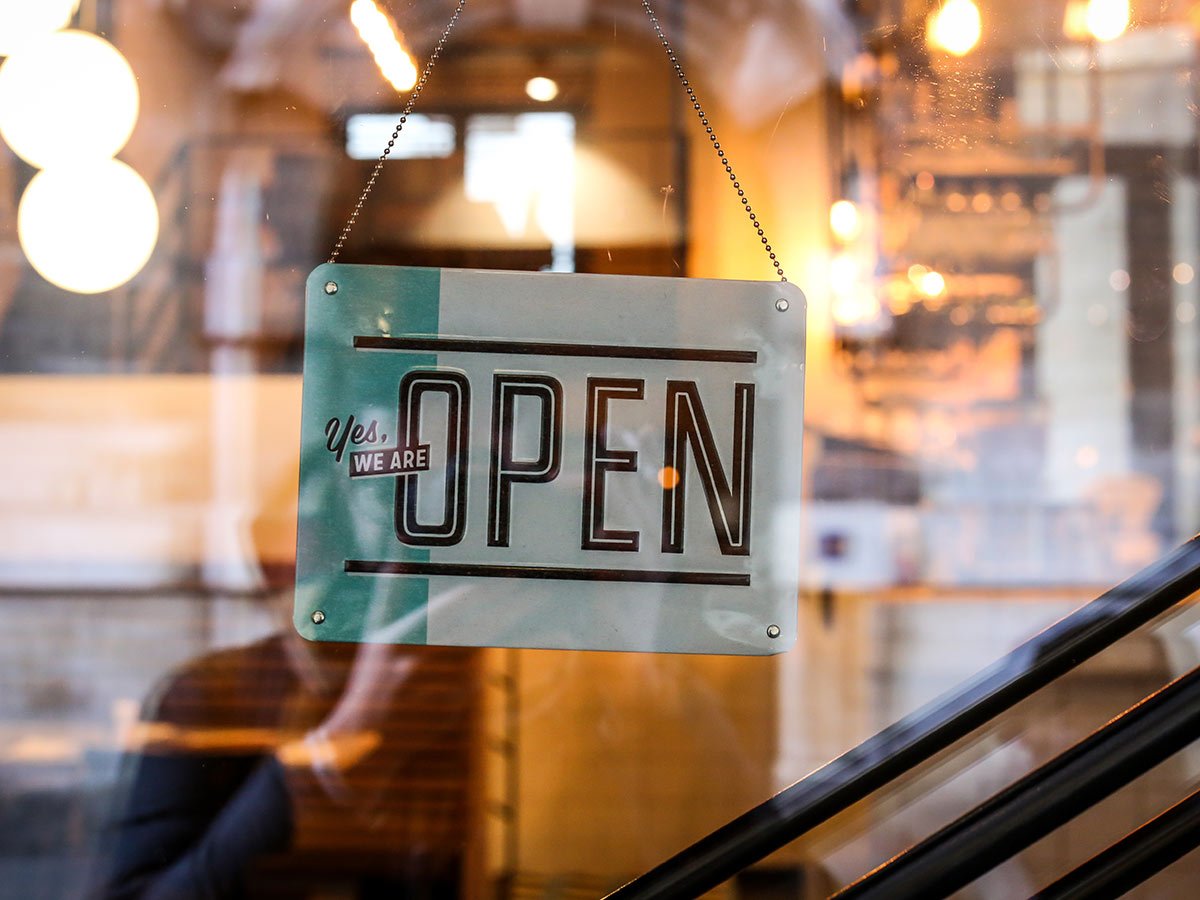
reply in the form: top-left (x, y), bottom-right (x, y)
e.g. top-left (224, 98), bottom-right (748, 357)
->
top-left (0, 0), bottom-right (80, 57)
top-left (0, 29), bottom-right (139, 169)
top-left (919, 270), bottom-right (947, 298)
top-left (927, 0), bottom-right (982, 57)
top-left (1062, 0), bottom-right (1091, 40)
top-left (1085, 0), bottom-right (1129, 41)
top-left (18, 158), bottom-right (159, 294)
top-left (829, 199), bottom-right (862, 242)
top-left (525, 76), bottom-right (559, 102)
top-left (350, 0), bottom-right (418, 93)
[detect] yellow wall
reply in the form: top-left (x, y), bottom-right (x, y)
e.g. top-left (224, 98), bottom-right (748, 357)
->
top-left (0, 374), bottom-right (300, 586)
top-left (687, 91), bottom-right (867, 443)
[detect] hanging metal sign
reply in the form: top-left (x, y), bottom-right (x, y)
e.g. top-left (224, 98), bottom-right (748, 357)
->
top-left (294, 263), bottom-right (805, 654)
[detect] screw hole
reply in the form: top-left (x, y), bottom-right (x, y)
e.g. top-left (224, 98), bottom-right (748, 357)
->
top-left (766, 624), bottom-right (781, 639)
top-left (775, 298), bottom-right (789, 312)
top-left (311, 610), bottom-right (326, 625)
top-left (324, 281), bottom-right (339, 295)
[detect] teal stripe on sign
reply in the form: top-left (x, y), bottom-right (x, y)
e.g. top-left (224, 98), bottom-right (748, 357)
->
top-left (370, 266), bottom-right (441, 645)
top-left (295, 264), bottom-right (441, 646)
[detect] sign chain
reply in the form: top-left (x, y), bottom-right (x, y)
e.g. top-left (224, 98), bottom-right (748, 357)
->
top-left (329, 0), bottom-right (469, 263)
top-left (640, 0), bottom-right (787, 283)
top-left (330, 0), bottom-right (788, 283)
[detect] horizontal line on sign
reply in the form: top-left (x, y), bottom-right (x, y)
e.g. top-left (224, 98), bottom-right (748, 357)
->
top-left (345, 559), bottom-right (751, 586)
top-left (353, 336), bottom-right (757, 364)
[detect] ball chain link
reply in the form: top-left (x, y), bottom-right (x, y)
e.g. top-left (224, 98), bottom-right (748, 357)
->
top-left (640, 0), bottom-right (787, 282)
top-left (329, 0), bottom-right (469, 263)
top-left (331, 0), bottom-right (787, 283)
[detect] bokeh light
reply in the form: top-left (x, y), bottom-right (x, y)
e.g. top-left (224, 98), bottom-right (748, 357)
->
top-left (830, 252), bottom-right (859, 295)
top-left (829, 199), bottom-right (862, 242)
top-left (18, 159), bottom-right (159, 294)
top-left (0, 30), bottom-right (139, 169)
top-left (832, 287), bottom-right (882, 327)
top-left (1085, 0), bottom-right (1130, 42)
top-left (919, 270), bottom-right (947, 298)
top-left (349, 0), bottom-right (418, 93)
top-left (525, 77), bottom-right (560, 102)
top-left (927, 0), bottom-right (982, 56)
top-left (0, 0), bottom-right (80, 58)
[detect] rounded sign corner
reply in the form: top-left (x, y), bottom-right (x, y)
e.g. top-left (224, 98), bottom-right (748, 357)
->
top-left (762, 629), bottom-right (799, 656)
top-left (306, 261), bottom-right (338, 286)
top-left (292, 614), bottom-right (323, 644)
top-left (778, 281), bottom-right (807, 310)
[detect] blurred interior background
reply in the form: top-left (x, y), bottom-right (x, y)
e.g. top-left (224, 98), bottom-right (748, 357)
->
top-left (2, 0), bottom-right (1200, 897)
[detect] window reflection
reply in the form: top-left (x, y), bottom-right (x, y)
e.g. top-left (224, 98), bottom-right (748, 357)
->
top-left (0, 0), bottom-right (1199, 896)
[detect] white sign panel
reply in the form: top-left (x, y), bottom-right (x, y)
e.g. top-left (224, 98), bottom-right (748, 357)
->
top-left (295, 264), bottom-right (805, 654)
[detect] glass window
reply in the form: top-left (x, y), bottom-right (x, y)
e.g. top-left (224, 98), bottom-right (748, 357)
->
top-left (1, 0), bottom-right (1198, 897)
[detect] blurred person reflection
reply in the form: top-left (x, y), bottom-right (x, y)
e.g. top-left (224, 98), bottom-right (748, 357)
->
top-left (92, 608), bottom-right (477, 899)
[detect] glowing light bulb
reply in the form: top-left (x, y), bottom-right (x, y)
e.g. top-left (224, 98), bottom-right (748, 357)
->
top-left (919, 270), bottom-right (947, 298)
top-left (927, 0), bottom-right (982, 57)
top-left (350, 0), bottom-right (418, 93)
top-left (829, 199), bottom-right (862, 242)
top-left (0, 30), bottom-right (139, 169)
top-left (1085, 0), bottom-right (1129, 42)
top-left (0, 0), bottom-right (80, 57)
top-left (525, 76), bottom-right (559, 102)
top-left (18, 159), bottom-right (159, 294)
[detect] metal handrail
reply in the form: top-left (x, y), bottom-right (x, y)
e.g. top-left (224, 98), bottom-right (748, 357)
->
top-left (1030, 787), bottom-right (1200, 900)
top-left (606, 536), bottom-right (1200, 900)
top-left (835, 666), bottom-right (1200, 898)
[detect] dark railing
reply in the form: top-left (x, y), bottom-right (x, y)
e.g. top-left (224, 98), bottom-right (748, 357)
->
top-left (1031, 787), bottom-right (1200, 899)
top-left (835, 666), bottom-right (1200, 898)
top-left (607, 535), bottom-right (1200, 899)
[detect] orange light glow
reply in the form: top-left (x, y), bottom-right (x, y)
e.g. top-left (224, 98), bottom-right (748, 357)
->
top-left (927, 0), bottom-right (982, 57)
top-left (1085, 0), bottom-right (1130, 42)
top-left (525, 76), bottom-right (559, 102)
top-left (920, 270), bottom-right (947, 298)
top-left (832, 288), bottom-right (882, 327)
top-left (829, 199), bottom-right (862, 242)
top-left (1062, 0), bottom-right (1092, 40)
top-left (350, 0), bottom-right (418, 93)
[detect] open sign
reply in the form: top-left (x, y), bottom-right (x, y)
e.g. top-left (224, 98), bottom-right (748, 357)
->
top-left (295, 265), bottom-right (805, 655)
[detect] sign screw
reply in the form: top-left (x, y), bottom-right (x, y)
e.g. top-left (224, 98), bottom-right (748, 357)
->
top-left (324, 281), bottom-right (339, 295)
top-left (774, 298), bottom-right (789, 312)
top-left (766, 624), bottom-right (781, 638)
top-left (311, 610), bottom-right (326, 625)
